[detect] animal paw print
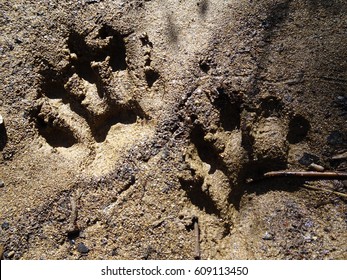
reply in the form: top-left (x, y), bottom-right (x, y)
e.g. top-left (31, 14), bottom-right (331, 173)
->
top-left (30, 26), bottom-right (148, 148)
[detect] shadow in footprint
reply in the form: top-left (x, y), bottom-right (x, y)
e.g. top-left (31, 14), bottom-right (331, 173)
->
top-left (34, 113), bottom-right (78, 148)
top-left (179, 176), bottom-right (221, 216)
top-left (0, 124), bottom-right (8, 151)
top-left (287, 115), bottom-right (310, 144)
top-left (91, 103), bottom-right (147, 143)
top-left (213, 87), bottom-right (241, 131)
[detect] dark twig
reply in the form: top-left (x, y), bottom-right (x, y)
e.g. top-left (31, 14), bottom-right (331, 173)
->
top-left (193, 216), bottom-right (200, 260)
top-left (263, 170), bottom-right (347, 180)
top-left (68, 190), bottom-right (81, 233)
top-left (303, 184), bottom-right (347, 199)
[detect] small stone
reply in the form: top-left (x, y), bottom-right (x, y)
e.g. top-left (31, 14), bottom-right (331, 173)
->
top-left (70, 53), bottom-right (78, 61)
top-left (0, 114), bottom-right (3, 125)
top-left (303, 234), bottom-right (312, 242)
top-left (77, 243), bottom-right (90, 254)
top-left (308, 163), bottom-right (324, 172)
top-left (321, 249), bottom-right (330, 255)
top-left (1, 222), bottom-right (9, 230)
top-left (304, 220), bottom-right (314, 228)
top-left (7, 251), bottom-right (15, 258)
top-left (323, 227), bottom-right (330, 233)
top-left (298, 152), bottom-right (319, 166)
top-left (3, 151), bottom-right (14, 160)
top-left (140, 32), bottom-right (148, 39)
top-left (0, 180), bottom-right (4, 188)
top-left (262, 232), bottom-right (273, 240)
top-left (14, 38), bottom-right (23, 44)
top-left (111, 248), bottom-right (117, 256)
top-left (85, 0), bottom-right (100, 4)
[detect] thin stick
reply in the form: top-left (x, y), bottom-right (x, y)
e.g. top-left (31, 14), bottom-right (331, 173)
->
top-left (264, 171), bottom-right (347, 179)
top-left (331, 151), bottom-right (347, 160)
top-left (68, 190), bottom-right (80, 232)
top-left (193, 217), bottom-right (200, 260)
top-left (303, 184), bottom-right (347, 199)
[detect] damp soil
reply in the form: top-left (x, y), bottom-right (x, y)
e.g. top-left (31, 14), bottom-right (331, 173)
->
top-left (0, 0), bottom-right (346, 260)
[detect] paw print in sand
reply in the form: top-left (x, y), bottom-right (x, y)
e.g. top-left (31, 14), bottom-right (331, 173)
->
top-left (30, 26), bottom-right (149, 150)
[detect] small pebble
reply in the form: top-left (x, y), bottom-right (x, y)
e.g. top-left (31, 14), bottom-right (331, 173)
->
top-left (299, 152), bottom-right (319, 166)
top-left (14, 38), bottom-right (23, 44)
top-left (1, 222), bottom-right (9, 230)
top-left (321, 249), bottom-right (330, 255)
top-left (77, 243), bottom-right (90, 254)
top-left (111, 248), bottom-right (117, 256)
top-left (304, 220), bottom-right (314, 228)
top-left (7, 251), bottom-right (15, 258)
top-left (140, 32), bottom-right (148, 39)
top-left (303, 234), bottom-right (313, 242)
top-left (308, 163), bottom-right (325, 172)
top-left (0, 180), bottom-right (4, 188)
top-left (70, 53), bottom-right (78, 60)
top-left (0, 114), bottom-right (3, 125)
top-left (262, 232), bottom-right (273, 240)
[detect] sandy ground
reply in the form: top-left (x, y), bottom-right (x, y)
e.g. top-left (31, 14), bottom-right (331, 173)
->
top-left (0, 0), bottom-right (346, 259)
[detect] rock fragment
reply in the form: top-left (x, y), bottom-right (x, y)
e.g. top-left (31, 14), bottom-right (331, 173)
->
top-left (262, 232), bottom-right (274, 240)
top-left (1, 221), bottom-right (9, 230)
top-left (77, 243), bottom-right (90, 254)
top-left (6, 251), bottom-right (15, 258)
top-left (298, 152), bottom-right (319, 166)
top-left (308, 163), bottom-right (325, 172)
